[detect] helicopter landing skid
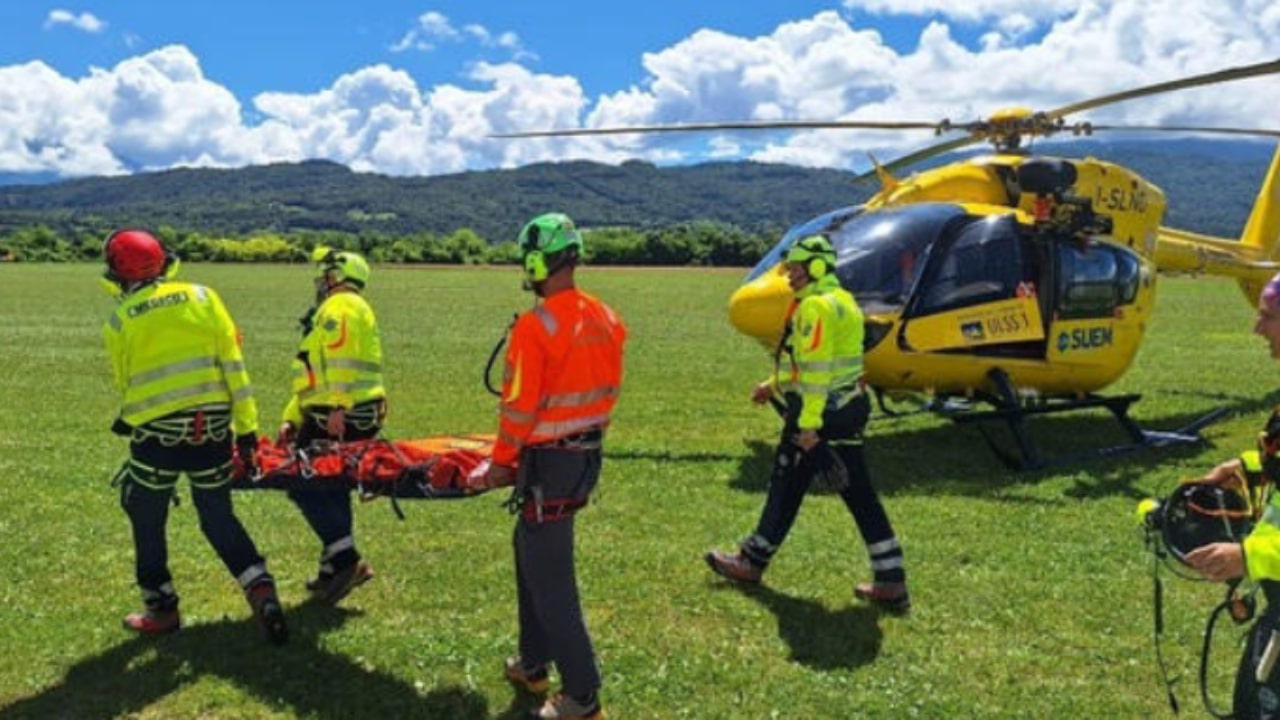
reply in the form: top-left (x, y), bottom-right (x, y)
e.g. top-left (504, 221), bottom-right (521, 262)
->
top-left (940, 370), bottom-right (1228, 471)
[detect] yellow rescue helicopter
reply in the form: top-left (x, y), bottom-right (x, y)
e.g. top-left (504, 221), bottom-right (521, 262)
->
top-left (497, 59), bottom-right (1280, 468)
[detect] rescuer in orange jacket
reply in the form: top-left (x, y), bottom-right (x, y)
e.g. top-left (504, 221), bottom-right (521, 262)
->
top-left (481, 212), bottom-right (625, 720)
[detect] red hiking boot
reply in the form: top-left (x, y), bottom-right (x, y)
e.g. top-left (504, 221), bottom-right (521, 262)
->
top-left (504, 655), bottom-right (550, 695)
top-left (704, 549), bottom-right (763, 584)
top-left (122, 608), bottom-right (180, 635)
top-left (247, 582), bottom-right (289, 645)
top-left (307, 560), bottom-right (374, 604)
top-left (854, 581), bottom-right (911, 614)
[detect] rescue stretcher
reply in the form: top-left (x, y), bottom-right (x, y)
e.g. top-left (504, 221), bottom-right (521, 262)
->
top-left (231, 434), bottom-right (494, 500)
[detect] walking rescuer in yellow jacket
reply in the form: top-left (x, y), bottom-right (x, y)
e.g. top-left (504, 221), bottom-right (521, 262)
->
top-left (1186, 271), bottom-right (1280, 717)
top-left (101, 228), bottom-right (286, 644)
top-left (707, 235), bottom-right (909, 612)
top-left (277, 246), bottom-right (386, 604)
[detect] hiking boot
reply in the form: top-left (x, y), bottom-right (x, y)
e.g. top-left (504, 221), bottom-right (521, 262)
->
top-left (704, 549), bottom-right (763, 584)
top-left (122, 608), bottom-right (180, 635)
top-left (504, 655), bottom-right (550, 695)
top-left (854, 581), bottom-right (911, 614)
top-left (308, 560), bottom-right (374, 604)
top-left (247, 582), bottom-right (289, 645)
top-left (530, 692), bottom-right (604, 719)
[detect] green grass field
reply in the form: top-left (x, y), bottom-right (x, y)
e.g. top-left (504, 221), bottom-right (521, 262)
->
top-left (0, 263), bottom-right (1273, 719)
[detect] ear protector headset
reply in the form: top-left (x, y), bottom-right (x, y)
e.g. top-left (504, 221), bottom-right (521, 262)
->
top-left (523, 224), bottom-right (550, 283)
top-left (787, 235), bottom-right (835, 280)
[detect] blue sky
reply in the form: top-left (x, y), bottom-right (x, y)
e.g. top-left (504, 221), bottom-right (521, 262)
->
top-left (0, 1), bottom-right (1276, 179)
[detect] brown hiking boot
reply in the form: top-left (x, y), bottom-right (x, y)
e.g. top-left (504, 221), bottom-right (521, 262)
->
top-left (854, 581), bottom-right (911, 613)
top-left (704, 549), bottom-right (763, 584)
top-left (122, 608), bottom-right (180, 635)
top-left (308, 560), bottom-right (374, 604)
top-left (504, 655), bottom-right (550, 694)
top-left (247, 582), bottom-right (289, 645)
top-left (531, 692), bottom-right (605, 719)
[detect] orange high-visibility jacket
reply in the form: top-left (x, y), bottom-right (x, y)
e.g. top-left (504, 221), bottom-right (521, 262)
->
top-left (493, 288), bottom-right (627, 466)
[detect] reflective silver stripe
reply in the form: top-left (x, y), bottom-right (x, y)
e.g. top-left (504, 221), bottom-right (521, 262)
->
top-left (122, 382), bottom-right (229, 416)
top-left (791, 382), bottom-right (829, 395)
top-left (108, 314), bottom-right (123, 331)
top-left (222, 360), bottom-right (246, 374)
top-left (322, 536), bottom-right (355, 560)
top-left (871, 556), bottom-right (904, 571)
top-left (796, 357), bottom-right (863, 372)
top-left (540, 386), bottom-right (618, 410)
top-left (230, 385), bottom-right (254, 402)
top-left (531, 415), bottom-right (608, 438)
top-left (533, 306), bottom-right (558, 335)
top-left (502, 406), bottom-right (537, 424)
top-left (498, 431), bottom-right (524, 448)
top-left (129, 356), bottom-right (218, 386)
top-left (867, 538), bottom-right (901, 555)
top-left (236, 563), bottom-right (268, 590)
top-left (327, 358), bottom-right (382, 373)
top-left (297, 380), bottom-right (383, 399)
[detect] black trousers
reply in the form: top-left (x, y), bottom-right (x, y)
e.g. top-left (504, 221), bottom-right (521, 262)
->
top-left (120, 435), bottom-right (267, 607)
top-left (513, 446), bottom-right (602, 697)
top-left (747, 393), bottom-right (903, 582)
top-left (1235, 597), bottom-right (1280, 719)
top-left (287, 408), bottom-right (381, 574)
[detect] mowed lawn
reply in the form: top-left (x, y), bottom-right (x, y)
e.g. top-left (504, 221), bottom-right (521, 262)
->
top-left (0, 263), bottom-right (1273, 719)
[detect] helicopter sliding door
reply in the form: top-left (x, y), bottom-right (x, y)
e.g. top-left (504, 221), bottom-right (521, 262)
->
top-left (900, 213), bottom-right (1048, 356)
top-left (1048, 240), bottom-right (1141, 359)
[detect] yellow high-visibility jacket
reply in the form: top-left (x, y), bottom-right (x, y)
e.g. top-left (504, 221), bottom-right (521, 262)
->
top-left (772, 275), bottom-right (865, 430)
top-left (103, 281), bottom-right (258, 435)
top-left (1243, 451), bottom-right (1280, 581)
top-left (283, 289), bottom-right (385, 426)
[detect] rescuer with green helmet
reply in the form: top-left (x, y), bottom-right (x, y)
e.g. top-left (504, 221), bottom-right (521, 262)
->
top-left (278, 245), bottom-right (386, 604)
top-left (706, 234), bottom-right (910, 611)
top-left (101, 228), bottom-right (286, 643)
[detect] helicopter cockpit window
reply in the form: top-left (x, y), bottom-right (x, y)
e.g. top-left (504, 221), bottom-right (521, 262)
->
top-left (916, 214), bottom-right (1025, 315)
top-left (827, 203), bottom-right (964, 308)
top-left (1056, 242), bottom-right (1141, 319)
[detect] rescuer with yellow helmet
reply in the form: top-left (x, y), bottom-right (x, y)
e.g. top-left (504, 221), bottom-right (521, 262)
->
top-left (1185, 271), bottom-right (1280, 717)
top-left (477, 212), bottom-right (626, 720)
top-left (101, 228), bottom-right (286, 643)
top-left (706, 234), bottom-right (910, 611)
top-left (277, 245), bottom-right (386, 604)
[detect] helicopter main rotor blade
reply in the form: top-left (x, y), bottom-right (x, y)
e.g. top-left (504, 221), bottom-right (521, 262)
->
top-left (1047, 58), bottom-right (1280, 119)
top-left (491, 119), bottom-right (940, 139)
top-left (864, 135), bottom-right (983, 179)
top-left (1083, 124), bottom-right (1280, 139)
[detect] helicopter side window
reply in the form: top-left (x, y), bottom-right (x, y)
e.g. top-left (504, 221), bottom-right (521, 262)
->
top-left (1056, 242), bottom-right (1140, 319)
top-left (916, 215), bottom-right (1024, 315)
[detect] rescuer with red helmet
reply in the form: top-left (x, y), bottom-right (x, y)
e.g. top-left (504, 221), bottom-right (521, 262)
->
top-left (101, 228), bottom-right (286, 643)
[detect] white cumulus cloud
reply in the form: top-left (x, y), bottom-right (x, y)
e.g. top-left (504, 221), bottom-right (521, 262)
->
top-left (44, 9), bottom-right (107, 33)
top-left (1, 1), bottom-right (1277, 179)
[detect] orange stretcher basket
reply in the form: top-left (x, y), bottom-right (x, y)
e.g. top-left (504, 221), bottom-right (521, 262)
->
top-left (231, 434), bottom-right (494, 499)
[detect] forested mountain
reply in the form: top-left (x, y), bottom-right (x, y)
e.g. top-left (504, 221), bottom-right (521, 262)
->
top-left (0, 139), bottom-right (1273, 243)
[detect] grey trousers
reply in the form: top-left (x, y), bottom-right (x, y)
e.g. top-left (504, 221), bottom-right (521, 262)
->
top-left (513, 446), bottom-right (602, 696)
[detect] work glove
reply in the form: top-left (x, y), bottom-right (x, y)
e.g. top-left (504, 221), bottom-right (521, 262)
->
top-left (236, 433), bottom-right (259, 479)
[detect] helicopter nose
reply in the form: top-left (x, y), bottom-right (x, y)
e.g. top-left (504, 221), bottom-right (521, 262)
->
top-left (728, 265), bottom-right (793, 344)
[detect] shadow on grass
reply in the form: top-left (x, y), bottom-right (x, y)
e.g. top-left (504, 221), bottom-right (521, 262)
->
top-left (723, 390), bottom-right (1280, 502)
top-left (722, 583), bottom-right (884, 671)
top-left (0, 599), bottom-right (487, 720)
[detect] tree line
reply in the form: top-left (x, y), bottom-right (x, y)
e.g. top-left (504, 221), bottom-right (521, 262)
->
top-left (0, 221), bottom-right (780, 267)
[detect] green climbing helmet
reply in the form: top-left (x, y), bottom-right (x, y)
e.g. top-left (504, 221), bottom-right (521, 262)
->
top-left (785, 235), bottom-right (836, 279)
top-left (518, 213), bottom-right (584, 258)
top-left (312, 246), bottom-right (371, 289)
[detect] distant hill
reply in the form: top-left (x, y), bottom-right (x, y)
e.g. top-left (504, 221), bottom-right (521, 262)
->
top-left (0, 139), bottom-right (1273, 242)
